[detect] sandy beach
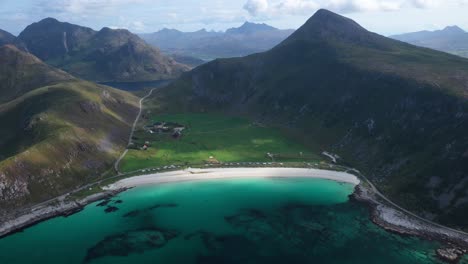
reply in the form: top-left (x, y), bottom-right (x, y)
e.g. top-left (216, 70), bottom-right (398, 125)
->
top-left (105, 167), bottom-right (361, 190)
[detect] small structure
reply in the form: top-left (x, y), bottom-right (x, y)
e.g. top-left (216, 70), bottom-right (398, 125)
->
top-left (205, 156), bottom-right (221, 165)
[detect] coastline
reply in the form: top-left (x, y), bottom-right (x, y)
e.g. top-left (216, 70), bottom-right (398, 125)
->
top-left (353, 184), bottom-right (468, 262)
top-left (0, 189), bottom-right (127, 239)
top-left (0, 167), bottom-right (358, 239)
top-left (1, 166), bottom-right (467, 262)
top-left (105, 167), bottom-right (361, 190)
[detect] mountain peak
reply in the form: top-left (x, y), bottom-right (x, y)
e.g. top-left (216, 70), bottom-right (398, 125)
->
top-left (306, 9), bottom-right (365, 32)
top-left (283, 9), bottom-right (379, 46)
top-left (37, 17), bottom-right (60, 24)
top-left (442, 25), bottom-right (465, 34)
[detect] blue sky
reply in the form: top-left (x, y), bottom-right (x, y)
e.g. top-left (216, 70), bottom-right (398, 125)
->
top-left (0, 0), bottom-right (467, 35)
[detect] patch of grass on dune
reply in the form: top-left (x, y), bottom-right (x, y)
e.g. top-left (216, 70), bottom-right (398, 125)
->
top-left (120, 113), bottom-right (321, 172)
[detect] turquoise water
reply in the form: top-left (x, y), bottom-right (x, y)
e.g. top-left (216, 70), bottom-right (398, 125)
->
top-left (0, 178), bottom-right (448, 263)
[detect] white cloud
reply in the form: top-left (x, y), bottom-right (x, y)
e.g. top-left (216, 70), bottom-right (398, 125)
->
top-left (276, 0), bottom-right (320, 15)
top-left (244, 0), bottom-right (269, 16)
top-left (39, 0), bottom-right (152, 15)
top-left (327, 0), bottom-right (402, 13)
top-left (243, 0), bottom-right (467, 16)
top-left (408, 0), bottom-right (439, 8)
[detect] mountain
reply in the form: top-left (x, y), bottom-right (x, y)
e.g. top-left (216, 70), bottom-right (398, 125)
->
top-left (140, 22), bottom-right (295, 60)
top-left (0, 29), bottom-right (15, 46)
top-left (225, 22), bottom-right (277, 35)
top-left (17, 18), bottom-right (189, 82)
top-left (0, 45), bottom-right (139, 212)
top-left (391, 26), bottom-right (468, 58)
top-left (0, 45), bottom-right (74, 103)
top-left (149, 9), bottom-right (468, 230)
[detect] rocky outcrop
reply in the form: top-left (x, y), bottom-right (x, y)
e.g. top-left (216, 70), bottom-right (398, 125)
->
top-left (0, 173), bottom-right (29, 202)
top-left (353, 184), bottom-right (468, 263)
top-left (436, 247), bottom-right (467, 263)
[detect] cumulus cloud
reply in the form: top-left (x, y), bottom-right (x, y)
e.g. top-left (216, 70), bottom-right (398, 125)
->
top-left (276, 0), bottom-right (320, 15)
top-left (243, 0), bottom-right (269, 16)
top-left (243, 0), bottom-right (466, 16)
top-left (38, 0), bottom-right (151, 15)
top-left (327, 0), bottom-right (402, 13)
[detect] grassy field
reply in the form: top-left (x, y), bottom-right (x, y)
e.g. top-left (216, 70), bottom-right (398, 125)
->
top-left (120, 113), bottom-right (321, 172)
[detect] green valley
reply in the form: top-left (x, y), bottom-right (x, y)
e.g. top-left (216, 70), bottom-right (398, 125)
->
top-left (120, 113), bottom-right (320, 172)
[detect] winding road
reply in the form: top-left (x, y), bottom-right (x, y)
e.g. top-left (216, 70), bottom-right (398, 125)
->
top-left (114, 88), bottom-right (156, 174)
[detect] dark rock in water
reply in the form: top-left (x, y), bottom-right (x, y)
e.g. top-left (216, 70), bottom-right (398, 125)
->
top-left (104, 206), bottom-right (119, 213)
top-left (84, 228), bottom-right (179, 262)
top-left (122, 203), bottom-right (178, 218)
top-left (114, 200), bottom-right (123, 204)
top-left (148, 203), bottom-right (178, 210)
top-left (96, 199), bottom-right (111, 207)
top-left (123, 209), bottom-right (142, 218)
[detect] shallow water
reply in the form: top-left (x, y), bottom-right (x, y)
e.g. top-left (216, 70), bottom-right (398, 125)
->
top-left (0, 178), bottom-right (447, 263)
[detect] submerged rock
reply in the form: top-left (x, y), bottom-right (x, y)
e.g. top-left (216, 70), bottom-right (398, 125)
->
top-left (104, 206), bottom-right (119, 213)
top-left (84, 228), bottom-right (179, 262)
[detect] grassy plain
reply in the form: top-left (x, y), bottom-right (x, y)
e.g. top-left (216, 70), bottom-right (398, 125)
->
top-left (120, 113), bottom-right (321, 172)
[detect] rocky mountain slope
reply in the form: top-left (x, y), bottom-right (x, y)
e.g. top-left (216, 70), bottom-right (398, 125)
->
top-left (140, 22), bottom-right (294, 60)
top-left (391, 26), bottom-right (468, 58)
top-left (0, 45), bottom-right (139, 213)
top-left (17, 18), bottom-right (189, 82)
top-left (150, 9), bottom-right (468, 230)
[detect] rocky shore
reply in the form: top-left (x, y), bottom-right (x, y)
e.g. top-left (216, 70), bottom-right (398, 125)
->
top-left (0, 189), bottom-right (126, 238)
top-left (353, 184), bottom-right (468, 263)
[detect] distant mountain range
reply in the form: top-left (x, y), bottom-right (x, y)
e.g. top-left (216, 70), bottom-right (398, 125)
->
top-left (140, 22), bottom-right (295, 61)
top-left (4, 18), bottom-right (189, 82)
top-left (0, 45), bottom-right (139, 211)
top-left (152, 9), bottom-right (468, 230)
top-left (391, 26), bottom-right (468, 58)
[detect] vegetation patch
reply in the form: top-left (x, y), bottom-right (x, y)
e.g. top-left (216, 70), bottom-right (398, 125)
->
top-left (120, 113), bottom-right (321, 172)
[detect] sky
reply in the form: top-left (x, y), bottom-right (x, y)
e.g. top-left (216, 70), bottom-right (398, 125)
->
top-left (0, 0), bottom-right (468, 36)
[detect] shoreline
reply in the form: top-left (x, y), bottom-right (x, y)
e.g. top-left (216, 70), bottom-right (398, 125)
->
top-left (105, 167), bottom-right (361, 190)
top-left (0, 189), bottom-right (127, 239)
top-left (1, 167), bottom-right (467, 262)
top-left (353, 184), bottom-right (468, 262)
top-left (0, 167), bottom-right (359, 239)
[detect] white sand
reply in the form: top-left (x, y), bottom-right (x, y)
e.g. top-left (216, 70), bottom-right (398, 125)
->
top-left (105, 167), bottom-right (360, 190)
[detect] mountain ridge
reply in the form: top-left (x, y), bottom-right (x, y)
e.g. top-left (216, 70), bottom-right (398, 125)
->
top-left (17, 18), bottom-right (189, 82)
top-left (391, 25), bottom-right (468, 58)
top-left (140, 21), bottom-right (294, 60)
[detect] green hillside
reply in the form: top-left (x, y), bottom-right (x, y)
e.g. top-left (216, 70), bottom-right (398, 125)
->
top-left (0, 45), bottom-right (74, 103)
top-left (0, 45), bottom-right (139, 213)
top-left (146, 9), bottom-right (468, 230)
